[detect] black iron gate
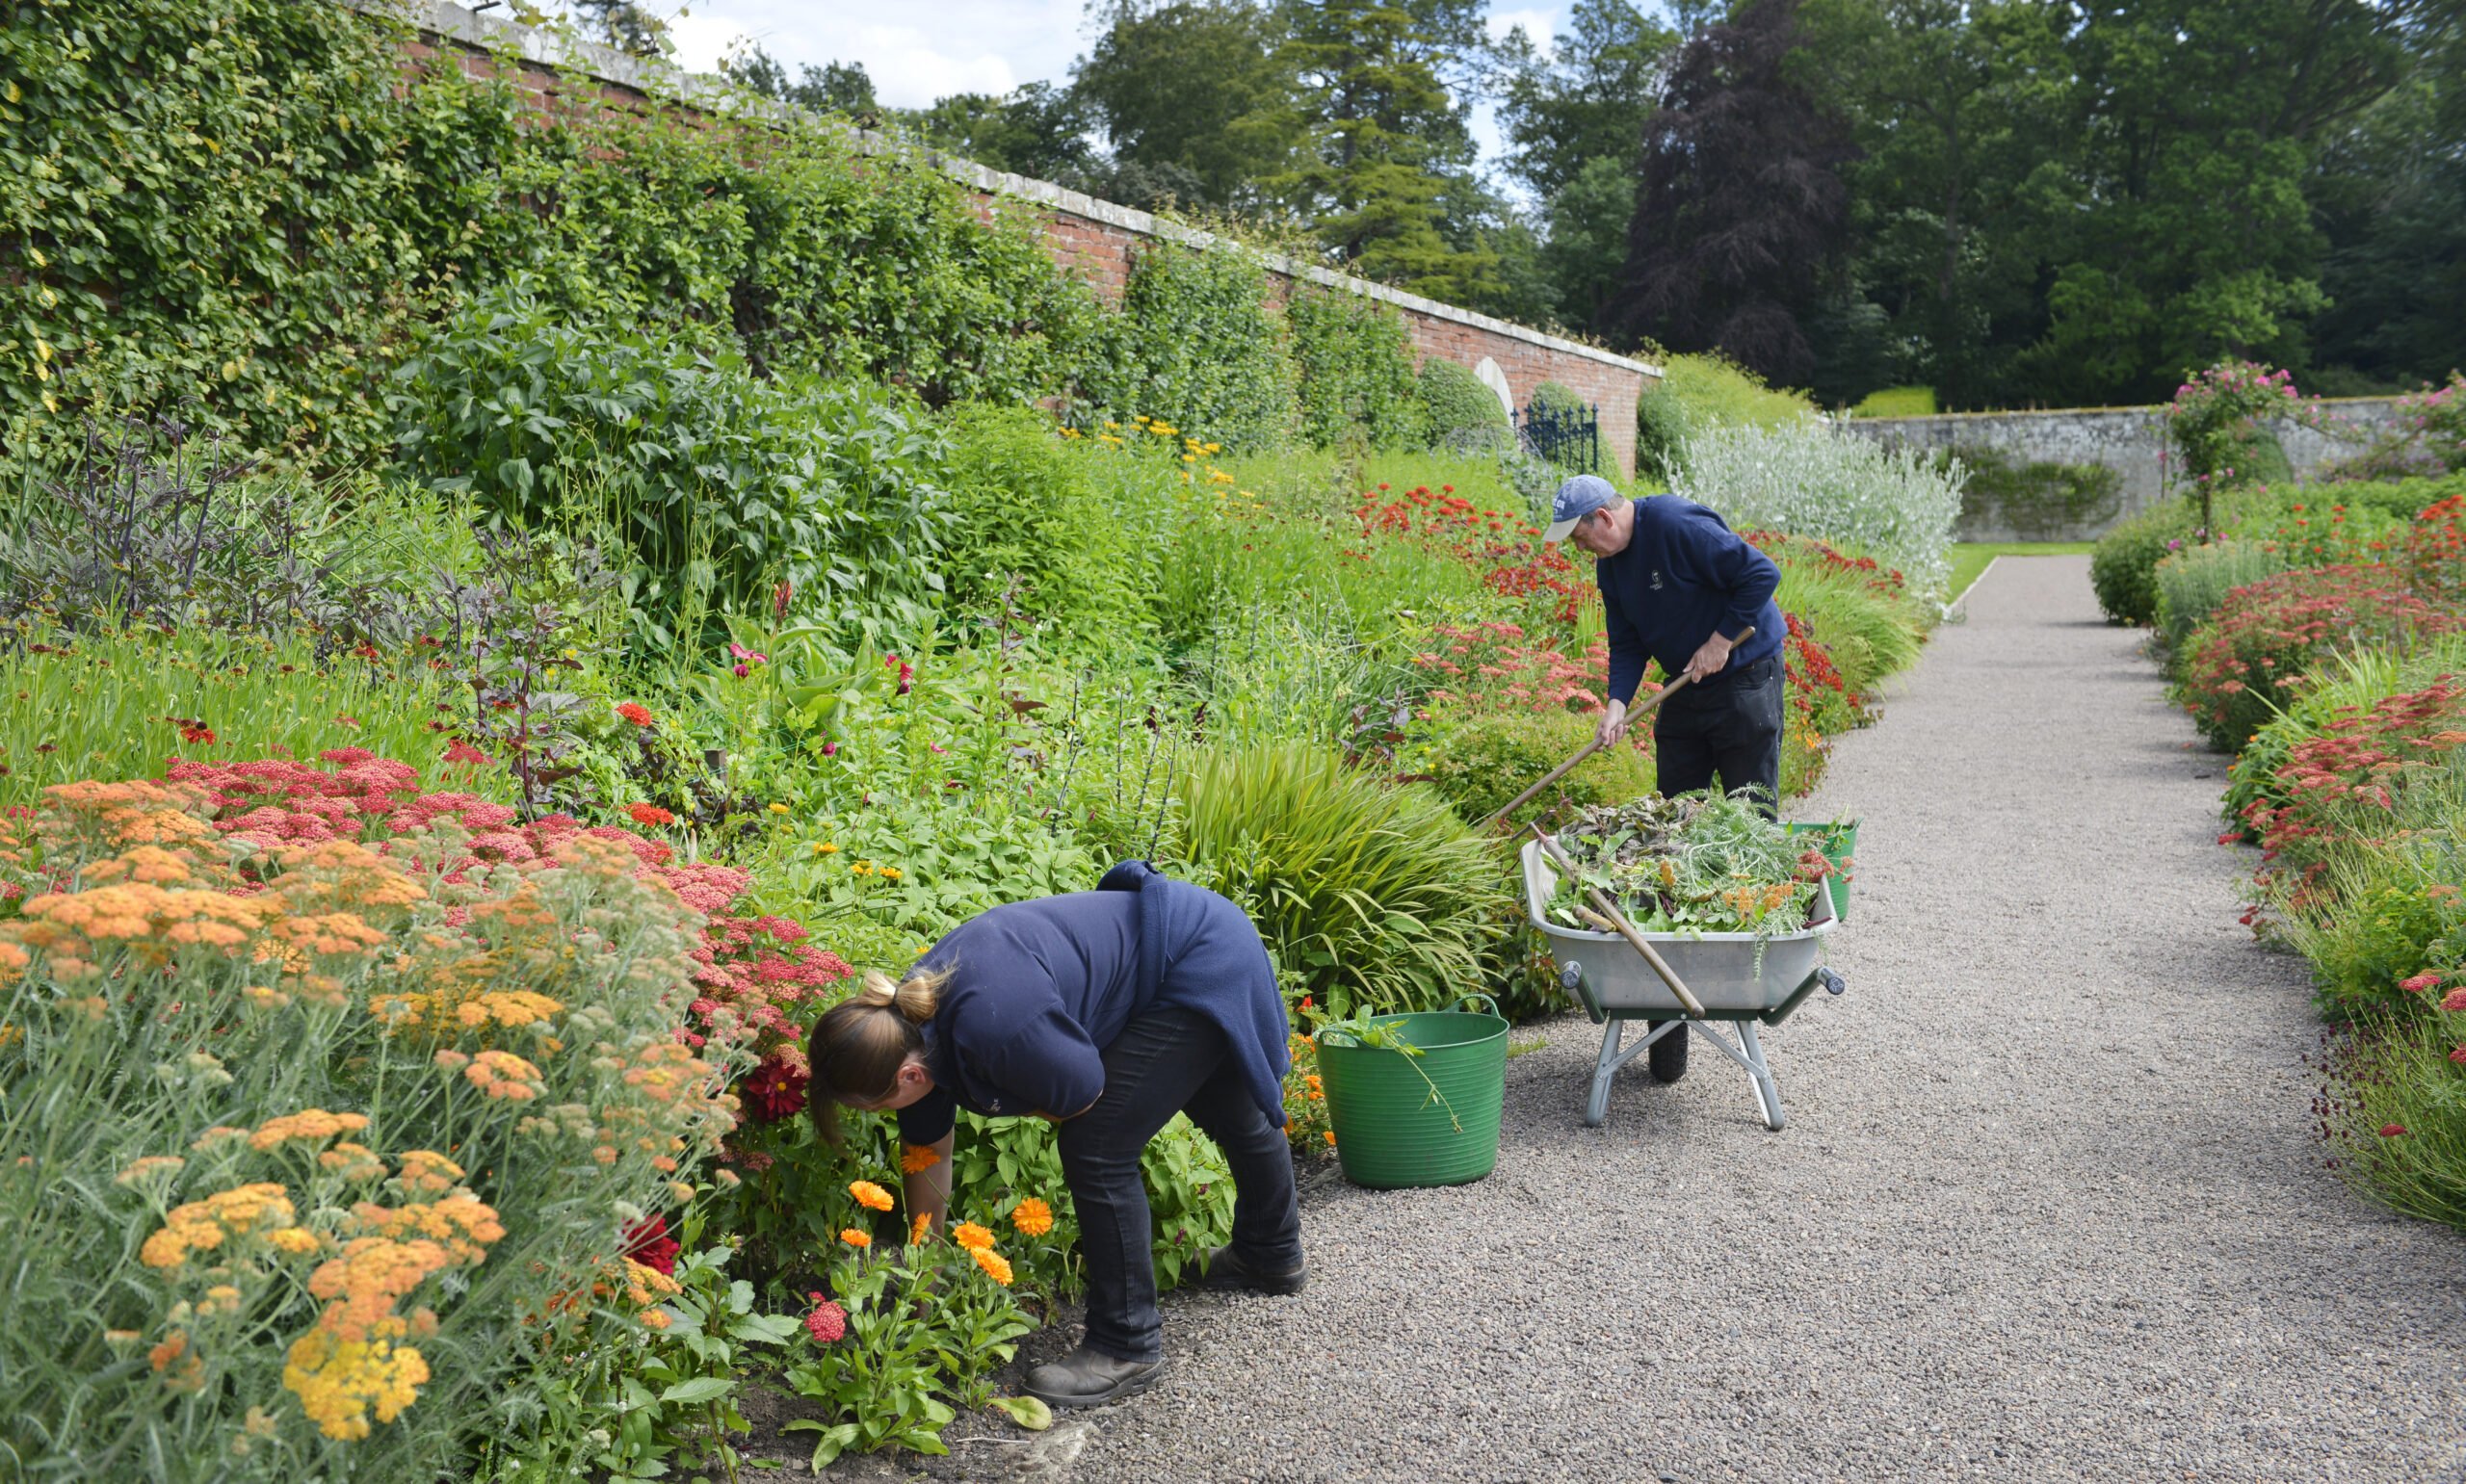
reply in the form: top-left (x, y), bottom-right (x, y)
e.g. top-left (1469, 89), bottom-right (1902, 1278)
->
top-left (1514, 400), bottom-right (1600, 473)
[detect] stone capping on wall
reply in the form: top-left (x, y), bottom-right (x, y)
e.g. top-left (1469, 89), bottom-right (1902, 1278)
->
top-left (346, 0), bottom-right (1659, 380)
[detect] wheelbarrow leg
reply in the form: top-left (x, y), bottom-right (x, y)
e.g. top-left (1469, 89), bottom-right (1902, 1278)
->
top-left (1738, 1021), bottom-right (1785, 1132)
top-left (1586, 1021), bottom-right (1622, 1127)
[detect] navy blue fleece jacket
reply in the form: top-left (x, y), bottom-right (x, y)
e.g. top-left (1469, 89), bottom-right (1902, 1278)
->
top-left (895, 864), bottom-right (1290, 1146)
top-left (1598, 495), bottom-right (1784, 705)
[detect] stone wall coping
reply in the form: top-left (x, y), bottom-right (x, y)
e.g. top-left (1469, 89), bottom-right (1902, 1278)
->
top-left (1846, 393), bottom-right (2405, 426)
top-left (350, 0), bottom-right (1660, 381)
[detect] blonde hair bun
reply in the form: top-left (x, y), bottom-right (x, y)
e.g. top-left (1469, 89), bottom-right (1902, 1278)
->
top-left (857, 966), bottom-right (943, 1025)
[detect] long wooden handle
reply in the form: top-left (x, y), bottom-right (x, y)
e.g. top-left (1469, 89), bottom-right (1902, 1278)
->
top-left (1479, 625), bottom-right (1756, 832)
top-left (1530, 824), bottom-right (1707, 1019)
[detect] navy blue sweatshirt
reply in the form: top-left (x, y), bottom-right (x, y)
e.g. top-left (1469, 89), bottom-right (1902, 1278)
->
top-left (896, 865), bottom-right (1291, 1147)
top-left (1597, 496), bottom-right (1784, 705)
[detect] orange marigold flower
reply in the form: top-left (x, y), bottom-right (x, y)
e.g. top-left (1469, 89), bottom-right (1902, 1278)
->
top-left (840, 1227), bottom-right (873, 1249)
top-left (951, 1220), bottom-right (995, 1253)
top-left (900, 1143), bottom-right (940, 1174)
top-left (849, 1180), bottom-right (894, 1212)
top-left (969, 1246), bottom-right (1013, 1286)
top-left (1009, 1198), bottom-right (1054, 1237)
top-left (909, 1212), bottom-right (932, 1244)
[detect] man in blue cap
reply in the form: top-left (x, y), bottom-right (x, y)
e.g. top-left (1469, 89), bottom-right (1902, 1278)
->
top-left (1544, 473), bottom-right (1788, 815)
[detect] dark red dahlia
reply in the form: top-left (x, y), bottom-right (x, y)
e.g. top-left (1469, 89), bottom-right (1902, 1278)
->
top-left (623, 1213), bottom-right (680, 1276)
top-left (741, 1057), bottom-right (810, 1124)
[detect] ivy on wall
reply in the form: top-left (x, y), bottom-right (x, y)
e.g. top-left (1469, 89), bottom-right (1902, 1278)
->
top-left (0, 0), bottom-right (1099, 465)
top-left (1286, 286), bottom-right (1429, 453)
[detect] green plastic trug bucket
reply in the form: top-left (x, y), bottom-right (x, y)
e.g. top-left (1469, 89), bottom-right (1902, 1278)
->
top-left (1316, 1000), bottom-right (1508, 1190)
top-left (1786, 820), bottom-right (1859, 922)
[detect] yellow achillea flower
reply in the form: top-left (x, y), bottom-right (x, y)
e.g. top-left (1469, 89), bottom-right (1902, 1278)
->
top-left (900, 1143), bottom-right (940, 1174)
top-left (850, 1180), bottom-right (895, 1211)
top-left (1009, 1198), bottom-right (1053, 1237)
top-left (266, 1226), bottom-right (323, 1256)
top-left (840, 1227), bottom-right (873, 1249)
top-left (951, 1221), bottom-right (995, 1253)
top-left (249, 1108), bottom-right (370, 1152)
top-left (970, 1246), bottom-right (1013, 1286)
top-left (393, 1150), bottom-right (465, 1195)
top-left (283, 1325), bottom-right (431, 1441)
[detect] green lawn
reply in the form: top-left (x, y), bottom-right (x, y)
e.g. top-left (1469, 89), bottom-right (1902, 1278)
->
top-left (1948, 541), bottom-right (2096, 602)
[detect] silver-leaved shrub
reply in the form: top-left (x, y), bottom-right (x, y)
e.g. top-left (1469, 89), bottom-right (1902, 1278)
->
top-left (1671, 423), bottom-right (1963, 598)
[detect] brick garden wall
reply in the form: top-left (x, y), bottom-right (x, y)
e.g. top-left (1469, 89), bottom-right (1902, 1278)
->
top-left (361, 0), bottom-right (1657, 475)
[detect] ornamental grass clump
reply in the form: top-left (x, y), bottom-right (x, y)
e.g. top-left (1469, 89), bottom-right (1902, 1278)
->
top-left (0, 760), bottom-right (738, 1478)
top-left (1172, 743), bottom-right (1508, 1020)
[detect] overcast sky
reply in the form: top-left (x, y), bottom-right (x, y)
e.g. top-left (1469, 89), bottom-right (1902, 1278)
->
top-left (651, 1), bottom-right (1591, 171)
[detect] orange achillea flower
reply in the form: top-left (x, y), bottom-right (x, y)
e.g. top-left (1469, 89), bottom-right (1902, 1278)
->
top-left (142, 1183), bottom-right (298, 1269)
top-left (308, 1238), bottom-right (459, 1341)
top-left (462, 1050), bottom-right (544, 1101)
top-left (1009, 1198), bottom-right (1054, 1237)
top-left (951, 1221), bottom-right (995, 1253)
top-left (115, 1155), bottom-right (185, 1186)
top-left (393, 1149), bottom-right (465, 1194)
top-left (250, 1108), bottom-right (371, 1152)
top-left (317, 1142), bottom-right (386, 1182)
top-left (969, 1246), bottom-right (1013, 1286)
top-left (267, 1226), bottom-right (324, 1256)
top-left (840, 1227), bottom-right (873, 1249)
top-left (349, 1193), bottom-right (506, 1264)
top-left (849, 1180), bottom-right (894, 1212)
top-left (900, 1143), bottom-right (940, 1174)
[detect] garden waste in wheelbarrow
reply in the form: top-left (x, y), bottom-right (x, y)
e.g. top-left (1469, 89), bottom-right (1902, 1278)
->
top-left (1521, 838), bottom-right (1845, 1131)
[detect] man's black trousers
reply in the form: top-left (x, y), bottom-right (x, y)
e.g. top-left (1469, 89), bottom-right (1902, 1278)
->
top-left (1056, 1007), bottom-right (1301, 1363)
top-left (1651, 649), bottom-right (1785, 819)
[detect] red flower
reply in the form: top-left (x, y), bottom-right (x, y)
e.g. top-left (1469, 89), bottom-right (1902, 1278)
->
top-left (2400, 974), bottom-right (2441, 994)
top-left (803, 1294), bottom-right (847, 1343)
top-left (443, 740), bottom-right (489, 766)
top-left (628, 803), bottom-right (676, 828)
top-left (179, 723), bottom-right (216, 745)
top-left (616, 702), bottom-right (654, 728)
top-left (740, 1057), bottom-right (809, 1123)
top-left (623, 1213), bottom-right (680, 1276)
top-left (2379, 1123), bottom-right (2408, 1137)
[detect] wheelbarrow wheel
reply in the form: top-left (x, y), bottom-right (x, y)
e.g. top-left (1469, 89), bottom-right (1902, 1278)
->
top-left (1648, 1022), bottom-right (1688, 1082)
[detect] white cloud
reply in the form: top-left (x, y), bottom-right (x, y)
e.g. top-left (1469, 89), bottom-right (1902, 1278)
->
top-left (1489, 7), bottom-right (1561, 55)
top-left (845, 26), bottom-right (1016, 106)
top-left (667, 12), bottom-right (752, 71)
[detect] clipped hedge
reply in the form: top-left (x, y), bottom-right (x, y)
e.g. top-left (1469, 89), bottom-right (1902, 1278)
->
top-left (1419, 359), bottom-right (1510, 452)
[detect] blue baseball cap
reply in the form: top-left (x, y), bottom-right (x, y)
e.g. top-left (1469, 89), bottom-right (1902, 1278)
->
top-left (1543, 475), bottom-right (1621, 544)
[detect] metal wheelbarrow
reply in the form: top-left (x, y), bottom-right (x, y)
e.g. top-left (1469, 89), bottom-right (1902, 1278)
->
top-left (1520, 837), bottom-right (1845, 1131)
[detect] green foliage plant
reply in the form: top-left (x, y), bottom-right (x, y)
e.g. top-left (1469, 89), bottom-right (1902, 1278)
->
top-left (1633, 351), bottom-right (1817, 482)
top-left (1416, 359), bottom-right (1511, 453)
top-left (1285, 285), bottom-right (1430, 450)
top-left (2089, 498), bottom-right (2203, 626)
top-left (0, 622), bottom-right (489, 810)
top-left (2152, 538), bottom-right (2292, 664)
top-left (1076, 239), bottom-right (1299, 453)
top-left (1170, 742), bottom-right (1508, 1020)
top-left (2318, 1009), bottom-right (2466, 1230)
top-left (390, 289), bottom-right (955, 638)
top-left (934, 404), bottom-right (1166, 653)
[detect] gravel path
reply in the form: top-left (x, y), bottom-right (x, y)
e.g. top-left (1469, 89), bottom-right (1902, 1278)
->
top-left (1061, 556), bottom-right (2466, 1483)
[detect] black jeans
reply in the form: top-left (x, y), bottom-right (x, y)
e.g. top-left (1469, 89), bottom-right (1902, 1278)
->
top-left (1056, 1006), bottom-right (1301, 1363)
top-left (1653, 650), bottom-right (1784, 819)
